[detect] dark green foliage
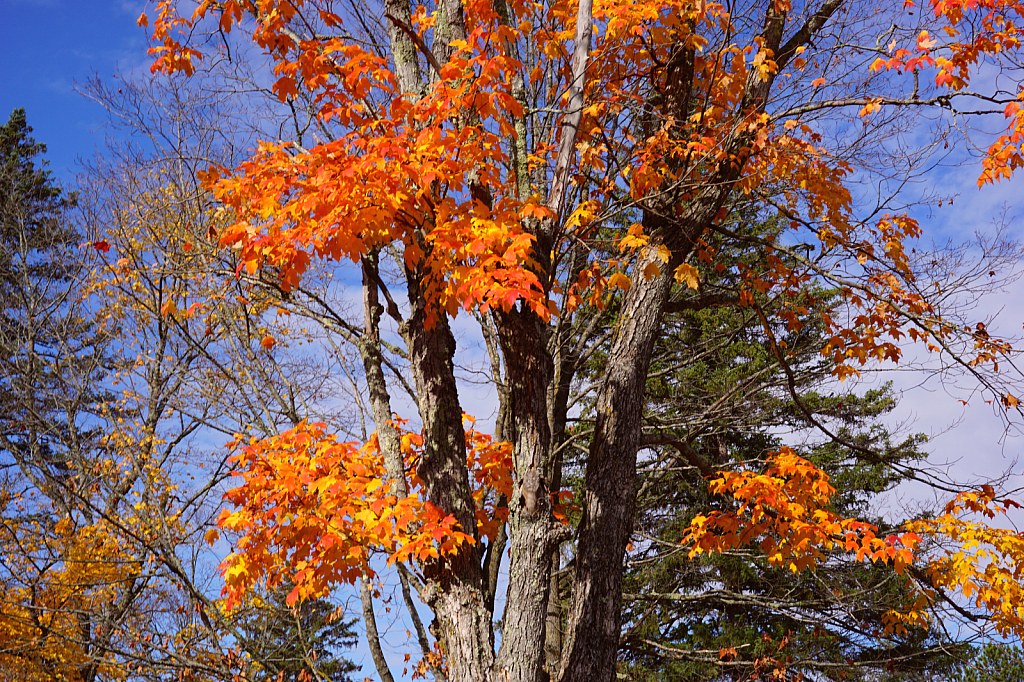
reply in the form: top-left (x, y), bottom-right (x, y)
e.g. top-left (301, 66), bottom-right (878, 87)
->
top-left (0, 107), bottom-right (80, 293)
top-left (241, 583), bottom-right (360, 682)
top-left (619, 304), bottom-right (955, 680)
top-left (958, 643), bottom-right (1024, 682)
top-left (0, 108), bottom-right (113, 509)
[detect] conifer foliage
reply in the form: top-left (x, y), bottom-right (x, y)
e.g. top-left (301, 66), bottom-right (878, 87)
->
top-left (0, 108), bottom-right (125, 682)
top-left (0, 108), bottom-right (110, 489)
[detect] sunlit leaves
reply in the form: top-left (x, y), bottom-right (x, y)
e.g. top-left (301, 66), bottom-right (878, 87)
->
top-left (866, 0), bottom-right (1024, 185)
top-left (682, 448), bottom-right (921, 577)
top-left (910, 488), bottom-right (1024, 638)
top-left (674, 263), bottom-right (701, 290)
top-left (0, 496), bottom-right (145, 681)
top-left (218, 417), bottom-right (513, 606)
top-left (686, 454), bottom-right (1024, 640)
top-left (149, 0), bottom-right (554, 327)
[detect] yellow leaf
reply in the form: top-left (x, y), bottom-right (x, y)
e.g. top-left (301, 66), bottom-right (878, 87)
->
top-left (674, 263), bottom-right (700, 289)
top-left (859, 99), bottom-right (881, 117)
top-left (607, 272), bottom-right (632, 291)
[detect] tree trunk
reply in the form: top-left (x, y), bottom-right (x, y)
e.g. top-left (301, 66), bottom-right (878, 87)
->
top-left (558, 241), bottom-right (677, 682)
top-left (402, 269), bottom-right (496, 682)
top-left (494, 307), bottom-right (563, 682)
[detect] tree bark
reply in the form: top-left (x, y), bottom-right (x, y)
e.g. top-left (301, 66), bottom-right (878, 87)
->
top-left (360, 251), bottom-right (408, 494)
top-left (402, 268), bottom-right (495, 682)
top-left (557, 241), bottom-right (677, 682)
top-left (494, 306), bottom-right (562, 682)
top-left (360, 575), bottom-right (397, 682)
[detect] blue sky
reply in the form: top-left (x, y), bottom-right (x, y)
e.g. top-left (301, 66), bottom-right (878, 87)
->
top-left (1, 0), bottom-right (150, 183)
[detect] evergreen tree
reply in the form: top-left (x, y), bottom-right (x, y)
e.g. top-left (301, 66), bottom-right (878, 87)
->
top-left (629, 204), bottom-right (1024, 680)
top-left (0, 108), bottom-right (113, 509)
top-left (240, 582), bottom-right (360, 682)
top-left (958, 643), bottom-right (1024, 682)
top-left (568, 214), bottom-right (964, 680)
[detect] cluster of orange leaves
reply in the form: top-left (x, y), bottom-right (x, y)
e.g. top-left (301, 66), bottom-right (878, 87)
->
top-left (868, 0), bottom-right (1024, 185)
top-left (141, 0), bottom-right (876, 328)
top-left (685, 451), bottom-right (1024, 639)
top-left (217, 417), bottom-right (513, 607)
top-left (682, 448), bottom-right (921, 578)
top-left (147, 0), bottom-right (559, 328)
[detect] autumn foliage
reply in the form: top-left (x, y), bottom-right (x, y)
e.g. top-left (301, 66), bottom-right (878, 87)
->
top-left (682, 448), bottom-right (921, 576)
top-left (910, 488), bottom-right (1024, 637)
top-left (219, 417), bottom-right (513, 607)
top-left (43, 0), bottom-right (1024, 677)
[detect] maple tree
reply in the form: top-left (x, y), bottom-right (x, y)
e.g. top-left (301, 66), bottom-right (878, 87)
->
top-left (0, 87), bottom-right (365, 682)
top-left (141, 0), bottom-right (1024, 680)
top-left (73, 76), bottom-right (371, 682)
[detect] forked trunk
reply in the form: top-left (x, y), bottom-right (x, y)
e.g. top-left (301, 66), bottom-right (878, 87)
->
top-left (558, 242), bottom-right (677, 682)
